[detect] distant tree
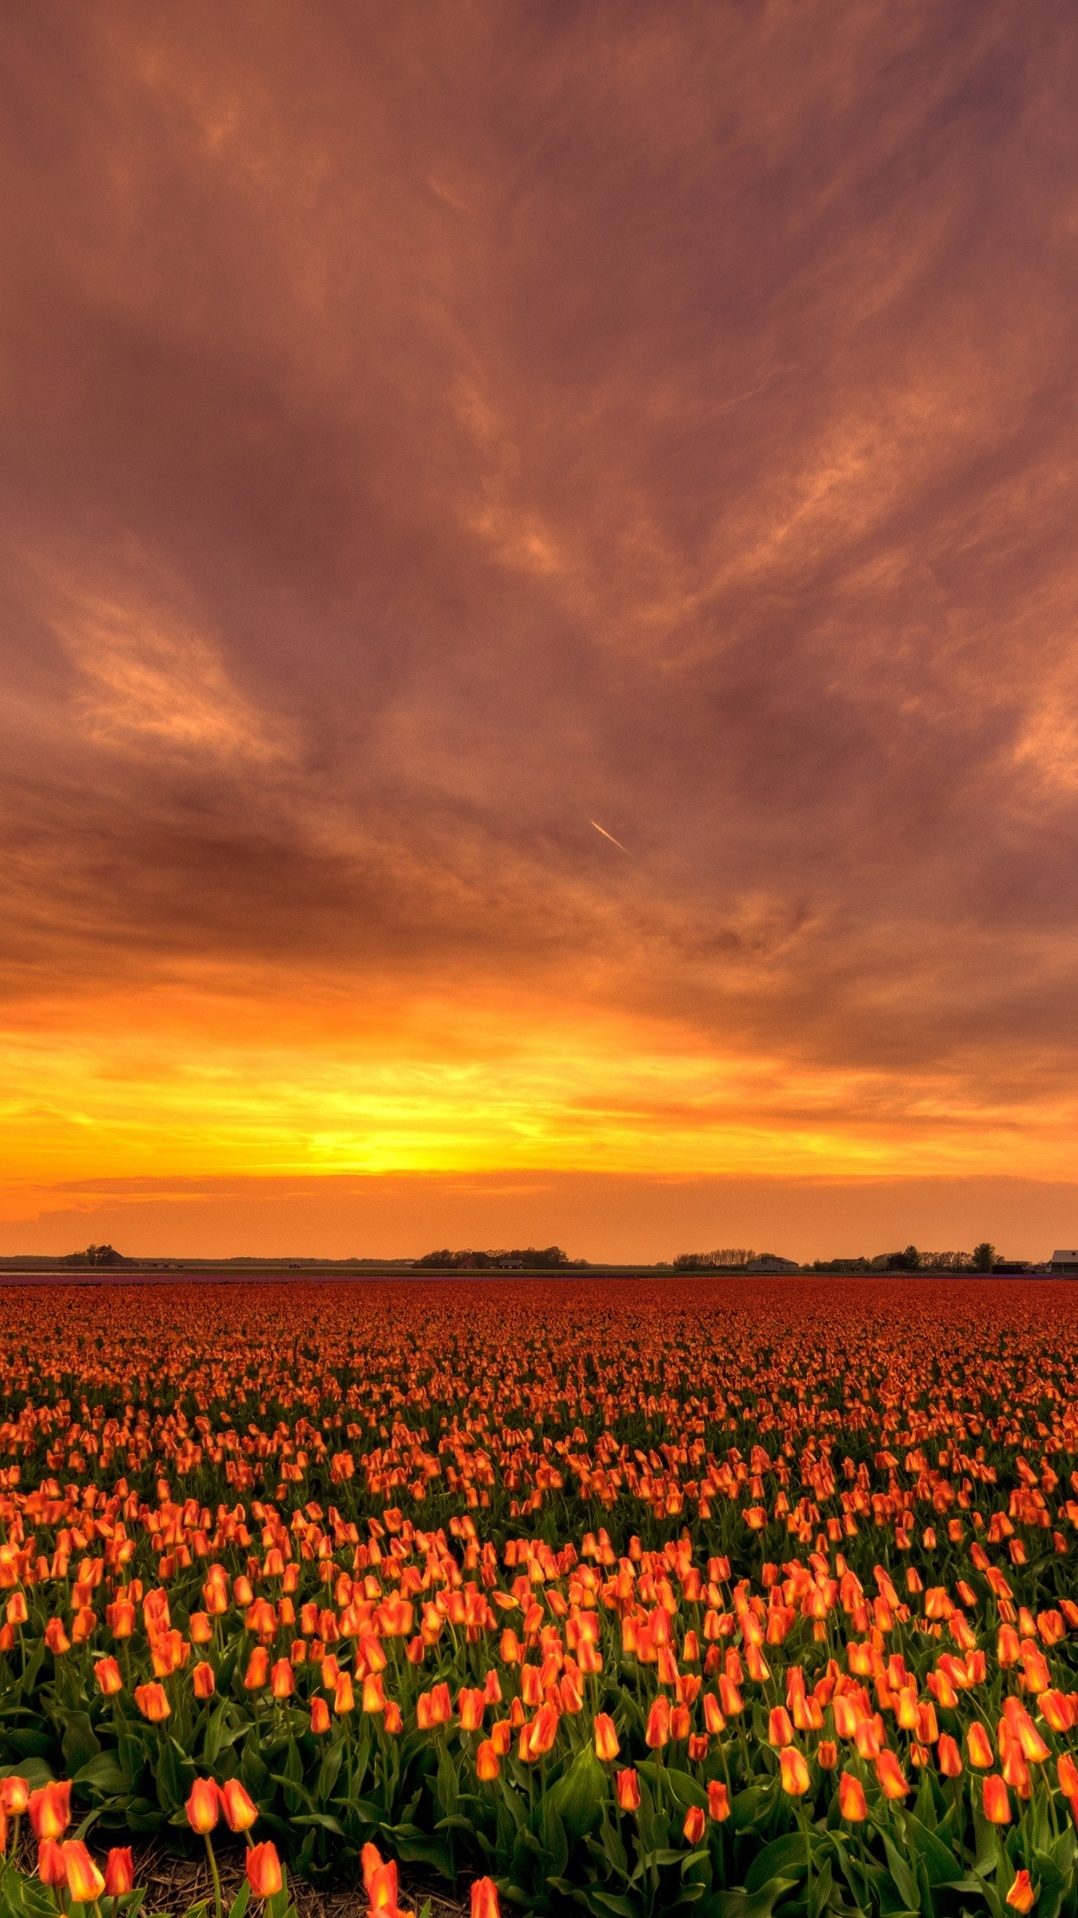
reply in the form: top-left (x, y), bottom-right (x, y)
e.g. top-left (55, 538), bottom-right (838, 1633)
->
top-left (884, 1245), bottom-right (921, 1271)
top-left (412, 1245), bottom-right (581, 1271)
top-left (972, 1241), bottom-right (996, 1272)
top-left (672, 1249), bottom-right (755, 1271)
top-left (919, 1251), bottom-right (974, 1271)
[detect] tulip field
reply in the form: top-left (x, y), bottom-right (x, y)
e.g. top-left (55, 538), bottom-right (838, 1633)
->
top-left (0, 1278), bottom-right (1077, 1918)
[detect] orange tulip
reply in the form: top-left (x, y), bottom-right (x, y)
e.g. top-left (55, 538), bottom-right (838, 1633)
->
top-left (1059, 1753), bottom-right (1078, 1798)
top-left (817, 1740), bottom-right (838, 1770)
top-left (471, 1881), bottom-right (501, 1918)
top-left (361, 1673), bottom-right (385, 1714)
top-left (186, 1778), bottom-right (220, 1834)
top-left (458, 1688), bottom-right (485, 1732)
top-left (310, 1695), bottom-right (331, 1734)
top-left (476, 1738), bottom-right (500, 1779)
top-left (616, 1768), bottom-right (641, 1811)
top-left (983, 1775), bottom-right (1012, 1824)
top-left (839, 1771), bottom-right (867, 1821)
top-left (779, 1748), bottom-right (810, 1796)
top-left (645, 1697), bottom-right (670, 1748)
top-left (876, 1749), bottom-right (910, 1800)
top-left (383, 1700), bottom-right (404, 1735)
top-left (244, 1646), bottom-right (270, 1690)
top-left (92, 1654), bottom-right (123, 1696)
top-left (334, 1671), bottom-right (356, 1714)
top-left (593, 1713), bottom-right (620, 1761)
top-left (967, 1723), bottom-right (994, 1769)
top-left (182, 1658), bottom-right (213, 1700)
top-left (271, 1658), bottom-right (293, 1699)
top-left (28, 1782), bottom-right (71, 1841)
top-left (134, 1681), bottom-right (170, 1722)
top-left (768, 1706), bottom-right (794, 1747)
top-left (105, 1847), bottom-right (135, 1895)
top-left (937, 1734), bottom-right (963, 1777)
top-left (708, 1779), bottom-right (730, 1821)
top-left (61, 1840), bottom-right (105, 1901)
top-left (246, 1842), bottom-right (283, 1898)
top-left (683, 1805), bottom-right (706, 1844)
top-left (0, 1776), bottom-right (30, 1815)
top-left (1006, 1871), bottom-right (1035, 1913)
top-left (37, 1837), bottom-right (67, 1886)
top-left (220, 1778), bottom-right (259, 1833)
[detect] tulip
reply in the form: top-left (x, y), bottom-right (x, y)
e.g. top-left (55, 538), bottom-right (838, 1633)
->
top-left (983, 1775), bottom-right (1012, 1824)
top-left (246, 1843), bottom-right (283, 1899)
top-left (1006, 1872), bottom-right (1035, 1913)
top-left (708, 1779), bottom-right (730, 1821)
top-left (383, 1700), bottom-right (404, 1735)
top-left (105, 1847), bottom-right (135, 1895)
top-left (0, 1776), bottom-right (30, 1815)
top-left (192, 1661), bottom-right (217, 1699)
top-left (361, 1673), bottom-right (385, 1714)
top-left (839, 1771), bottom-right (868, 1821)
top-left (683, 1804), bottom-right (706, 1844)
top-left (967, 1723), bottom-right (994, 1769)
top-left (703, 1693), bottom-right (726, 1735)
top-left (61, 1840), bottom-right (105, 1901)
top-left (472, 1881), bottom-right (501, 1918)
top-left (361, 1843), bottom-right (388, 1892)
top-left (458, 1688), bottom-right (485, 1732)
top-left (334, 1671), bottom-right (356, 1714)
top-left (244, 1647), bottom-right (270, 1690)
top-left (476, 1738), bottom-right (500, 1780)
top-left (779, 1748), bottom-right (810, 1796)
top-left (310, 1695), bottom-right (331, 1734)
top-left (938, 1734), bottom-right (963, 1777)
top-left (37, 1837), bottom-right (67, 1887)
top-left (688, 1733), bottom-right (710, 1762)
top-left (29, 1781), bottom-right (71, 1841)
top-left (134, 1681), bottom-right (170, 1722)
top-left (189, 1611), bottom-right (214, 1645)
top-left (817, 1740), bottom-right (838, 1770)
top-left (6, 1593), bottom-right (27, 1626)
top-left (768, 1706), bottom-right (794, 1747)
top-left (616, 1768), bottom-right (641, 1812)
top-left (220, 1778), bottom-right (259, 1832)
top-left (186, 1778), bottom-right (220, 1834)
top-left (593, 1713), bottom-right (620, 1761)
top-left (1059, 1753), bottom-right (1078, 1798)
top-left (645, 1697), bottom-right (670, 1748)
top-left (876, 1749), bottom-right (910, 1800)
top-left (44, 1618), bottom-right (70, 1655)
top-left (94, 1655), bottom-right (124, 1696)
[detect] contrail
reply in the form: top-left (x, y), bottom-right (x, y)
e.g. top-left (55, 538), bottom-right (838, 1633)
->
top-left (591, 820), bottom-right (630, 854)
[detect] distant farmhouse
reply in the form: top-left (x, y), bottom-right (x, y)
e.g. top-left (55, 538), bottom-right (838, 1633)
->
top-left (1050, 1250), bottom-right (1078, 1273)
top-left (746, 1254), bottom-right (801, 1274)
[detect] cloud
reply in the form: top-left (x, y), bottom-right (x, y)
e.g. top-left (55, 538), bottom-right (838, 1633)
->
top-left (2, 1), bottom-right (1078, 1243)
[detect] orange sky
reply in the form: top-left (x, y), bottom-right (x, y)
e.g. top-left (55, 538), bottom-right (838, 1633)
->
top-left (2, 4), bottom-right (1078, 1261)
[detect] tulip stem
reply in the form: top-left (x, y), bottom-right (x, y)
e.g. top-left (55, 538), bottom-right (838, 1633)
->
top-left (204, 1832), bottom-right (223, 1918)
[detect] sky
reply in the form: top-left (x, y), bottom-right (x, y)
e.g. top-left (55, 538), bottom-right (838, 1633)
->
top-left (2, 1), bottom-right (1078, 1262)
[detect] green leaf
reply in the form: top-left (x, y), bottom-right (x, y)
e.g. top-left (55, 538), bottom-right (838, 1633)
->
top-left (880, 1831), bottom-right (919, 1914)
top-left (548, 1743), bottom-right (607, 1840)
top-left (706, 1879), bottom-right (799, 1918)
top-left (57, 1711), bottom-right (102, 1775)
top-left (745, 1834), bottom-right (812, 1893)
top-left (903, 1812), bottom-right (966, 1888)
top-left (225, 1882), bottom-right (250, 1918)
top-left (73, 1751), bottom-right (128, 1797)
